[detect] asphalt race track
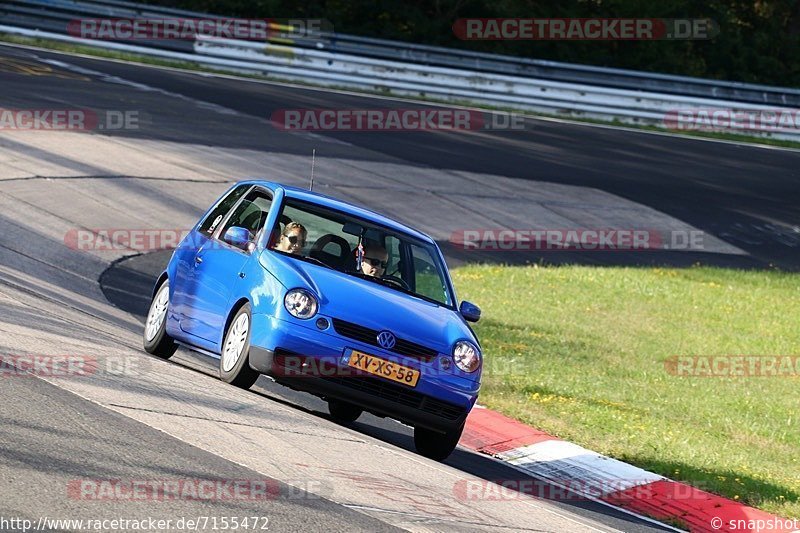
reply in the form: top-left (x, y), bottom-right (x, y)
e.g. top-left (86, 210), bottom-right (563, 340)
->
top-left (1, 41), bottom-right (798, 532)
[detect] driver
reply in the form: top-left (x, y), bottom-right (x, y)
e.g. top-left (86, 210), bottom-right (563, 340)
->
top-left (359, 241), bottom-right (388, 277)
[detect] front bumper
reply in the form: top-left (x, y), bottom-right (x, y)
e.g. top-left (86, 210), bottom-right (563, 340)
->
top-left (249, 314), bottom-right (480, 432)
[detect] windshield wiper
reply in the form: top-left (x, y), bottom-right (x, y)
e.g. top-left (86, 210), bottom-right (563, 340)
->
top-left (345, 271), bottom-right (443, 306)
top-left (297, 255), bottom-right (334, 270)
top-left (273, 249), bottom-right (333, 270)
top-left (388, 285), bottom-right (445, 307)
top-left (345, 270), bottom-right (383, 284)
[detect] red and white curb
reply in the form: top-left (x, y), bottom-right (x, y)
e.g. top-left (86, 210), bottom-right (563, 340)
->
top-left (460, 406), bottom-right (799, 533)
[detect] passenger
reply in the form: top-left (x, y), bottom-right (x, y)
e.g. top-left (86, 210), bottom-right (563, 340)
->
top-left (358, 241), bottom-right (388, 277)
top-left (274, 222), bottom-right (307, 255)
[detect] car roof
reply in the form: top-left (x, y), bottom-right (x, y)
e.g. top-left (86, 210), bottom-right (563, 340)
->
top-left (240, 180), bottom-right (434, 243)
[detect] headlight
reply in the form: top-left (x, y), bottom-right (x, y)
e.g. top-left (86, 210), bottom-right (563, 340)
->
top-left (284, 288), bottom-right (318, 319)
top-left (453, 340), bottom-right (481, 373)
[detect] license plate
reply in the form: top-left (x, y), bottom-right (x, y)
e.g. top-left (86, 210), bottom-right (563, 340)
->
top-left (347, 350), bottom-right (420, 387)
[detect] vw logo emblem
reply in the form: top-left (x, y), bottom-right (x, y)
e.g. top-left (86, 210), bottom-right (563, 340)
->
top-left (377, 331), bottom-right (396, 349)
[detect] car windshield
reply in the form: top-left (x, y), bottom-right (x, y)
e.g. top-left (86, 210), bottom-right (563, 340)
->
top-left (269, 196), bottom-right (454, 307)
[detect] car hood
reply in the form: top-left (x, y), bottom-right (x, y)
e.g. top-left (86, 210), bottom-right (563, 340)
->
top-left (260, 251), bottom-right (476, 353)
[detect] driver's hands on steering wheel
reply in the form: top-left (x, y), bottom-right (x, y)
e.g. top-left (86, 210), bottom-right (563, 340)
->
top-left (380, 274), bottom-right (411, 291)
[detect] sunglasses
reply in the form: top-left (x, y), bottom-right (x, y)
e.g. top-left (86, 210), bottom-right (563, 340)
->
top-left (363, 257), bottom-right (388, 269)
top-left (283, 234), bottom-right (304, 246)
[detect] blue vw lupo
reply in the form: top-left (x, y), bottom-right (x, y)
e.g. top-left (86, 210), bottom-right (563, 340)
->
top-left (143, 180), bottom-right (482, 459)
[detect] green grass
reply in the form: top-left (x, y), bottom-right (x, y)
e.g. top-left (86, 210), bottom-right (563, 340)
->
top-left (3, 33), bottom-right (800, 151)
top-left (452, 264), bottom-right (800, 519)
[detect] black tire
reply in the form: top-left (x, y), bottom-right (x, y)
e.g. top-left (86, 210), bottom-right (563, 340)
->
top-left (219, 303), bottom-right (260, 389)
top-left (328, 400), bottom-right (363, 424)
top-left (414, 423), bottom-right (464, 461)
top-left (143, 280), bottom-right (178, 359)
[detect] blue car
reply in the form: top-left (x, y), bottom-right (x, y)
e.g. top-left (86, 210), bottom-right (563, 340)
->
top-left (143, 180), bottom-right (482, 460)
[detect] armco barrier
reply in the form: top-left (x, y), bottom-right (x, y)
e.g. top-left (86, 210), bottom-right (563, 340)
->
top-left (2, 0), bottom-right (800, 140)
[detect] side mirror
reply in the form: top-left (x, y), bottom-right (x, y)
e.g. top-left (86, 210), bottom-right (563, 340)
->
top-left (223, 226), bottom-right (254, 251)
top-left (460, 301), bottom-right (481, 323)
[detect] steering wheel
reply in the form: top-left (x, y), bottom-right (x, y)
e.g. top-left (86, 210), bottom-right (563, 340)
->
top-left (309, 234), bottom-right (352, 269)
top-left (381, 275), bottom-right (411, 291)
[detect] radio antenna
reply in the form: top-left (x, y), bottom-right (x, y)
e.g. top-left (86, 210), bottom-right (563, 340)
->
top-left (309, 148), bottom-right (316, 191)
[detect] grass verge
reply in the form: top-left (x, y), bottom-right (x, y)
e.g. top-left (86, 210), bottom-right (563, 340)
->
top-left (451, 264), bottom-right (800, 518)
top-left (2, 33), bottom-right (800, 151)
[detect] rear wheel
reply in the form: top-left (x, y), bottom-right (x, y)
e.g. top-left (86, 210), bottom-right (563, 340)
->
top-left (219, 304), bottom-right (259, 389)
top-left (143, 281), bottom-right (177, 359)
top-left (327, 400), bottom-right (363, 424)
top-left (414, 423), bottom-right (464, 461)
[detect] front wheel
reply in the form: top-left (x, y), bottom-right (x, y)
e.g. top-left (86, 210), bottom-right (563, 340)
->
top-left (219, 304), bottom-right (260, 389)
top-left (143, 280), bottom-right (177, 359)
top-left (328, 400), bottom-right (363, 424)
top-left (414, 423), bottom-right (464, 461)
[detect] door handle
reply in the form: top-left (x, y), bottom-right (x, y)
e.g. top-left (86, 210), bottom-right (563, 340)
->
top-left (195, 255), bottom-right (203, 265)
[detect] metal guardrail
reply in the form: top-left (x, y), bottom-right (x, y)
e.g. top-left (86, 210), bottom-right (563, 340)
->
top-left (317, 33), bottom-right (800, 108)
top-left (2, 0), bottom-right (800, 140)
top-left (6, 0), bottom-right (800, 107)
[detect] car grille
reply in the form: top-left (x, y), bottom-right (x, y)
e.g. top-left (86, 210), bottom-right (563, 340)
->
top-left (324, 376), bottom-right (466, 421)
top-left (332, 318), bottom-right (439, 362)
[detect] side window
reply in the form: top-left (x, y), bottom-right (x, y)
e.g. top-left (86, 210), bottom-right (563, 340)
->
top-left (219, 190), bottom-right (273, 243)
top-left (410, 244), bottom-right (450, 306)
top-left (198, 184), bottom-right (250, 236)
